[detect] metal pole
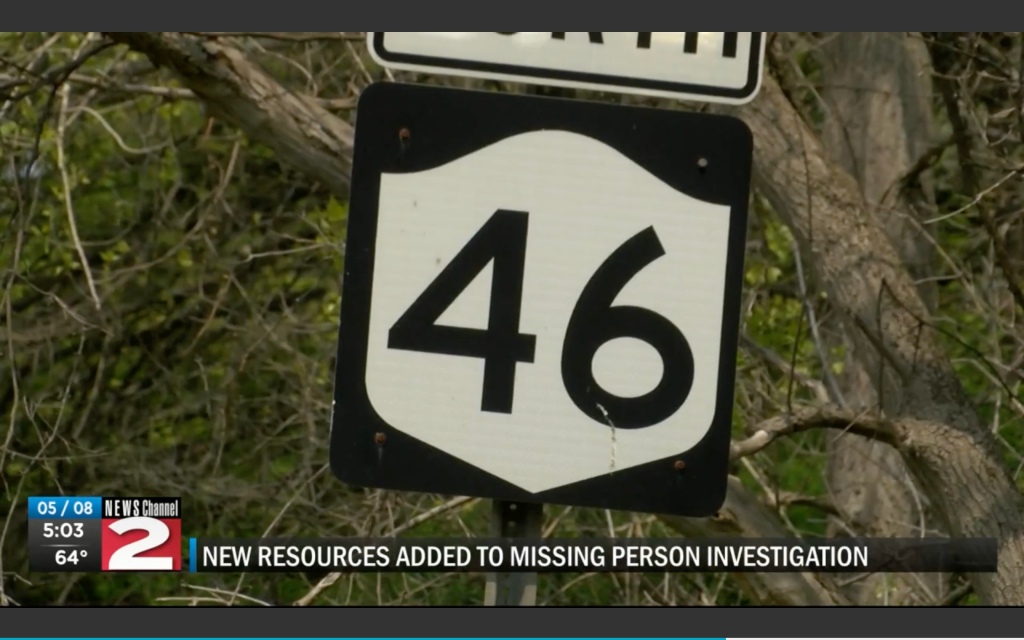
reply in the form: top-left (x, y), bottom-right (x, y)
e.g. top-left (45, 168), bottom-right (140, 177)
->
top-left (484, 500), bottom-right (543, 606)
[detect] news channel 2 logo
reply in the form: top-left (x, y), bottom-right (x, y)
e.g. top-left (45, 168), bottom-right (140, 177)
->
top-left (28, 497), bottom-right (182, 572)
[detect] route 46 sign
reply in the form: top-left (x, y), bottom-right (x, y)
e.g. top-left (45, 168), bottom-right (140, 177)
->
top-left (368, 32), bottom-right (767, 105)
top-left (330, 83), bottom-right (753, 517)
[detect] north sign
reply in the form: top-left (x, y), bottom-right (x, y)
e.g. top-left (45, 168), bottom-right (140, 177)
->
top-left (368, 32), bottom-right (766, 105)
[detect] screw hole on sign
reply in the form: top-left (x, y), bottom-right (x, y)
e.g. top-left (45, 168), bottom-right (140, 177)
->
top-left (674, 460), bottom-right (687, 472)
top-left (397, 128), bottom-right (412, 158)
top-left (697, 158), bottom-right (709, 172)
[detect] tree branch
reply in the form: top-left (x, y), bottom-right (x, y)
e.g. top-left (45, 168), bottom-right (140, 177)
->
top-left (731, 407), bottom-right (901, 461)
top-left (0, 72), bottom-right (357, 111)
top-left (927, 34), bottom-right (1024, 316)
top-left (102, 32), bottom-right (355, 199)
top-left (661, 477), bottom-right (851, 606)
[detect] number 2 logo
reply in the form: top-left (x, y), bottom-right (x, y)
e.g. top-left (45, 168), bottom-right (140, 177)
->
top-left (106, 517), bottom-right (172, 571)
top-left (387, 209), bottom-right (695, 430)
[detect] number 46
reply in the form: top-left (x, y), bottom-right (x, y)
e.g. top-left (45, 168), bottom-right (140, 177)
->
top-left (388, 210), bottom-right (695, 431)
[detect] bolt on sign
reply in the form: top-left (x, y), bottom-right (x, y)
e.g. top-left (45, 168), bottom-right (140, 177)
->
top-left (367, 32), bottom-right (766, 105)
top-left (329, 83), bottom-right (753, 517)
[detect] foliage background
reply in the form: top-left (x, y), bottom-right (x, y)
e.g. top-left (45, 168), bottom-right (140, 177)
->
top-left (1, 32), bottom-right (1022, 607)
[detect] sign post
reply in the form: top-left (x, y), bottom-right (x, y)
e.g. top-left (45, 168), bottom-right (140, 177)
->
top-left (331, 32), bottom-right (765, 606)
top-left (484, 501), bottom-right (543, 606)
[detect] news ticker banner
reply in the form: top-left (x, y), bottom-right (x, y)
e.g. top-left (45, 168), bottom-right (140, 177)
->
top-left (28, 496), bottom-right (998, 574)
top-left (188, 538), bottom-right (997, 574)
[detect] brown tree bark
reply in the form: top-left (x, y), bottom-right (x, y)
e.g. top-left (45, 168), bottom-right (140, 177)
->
top-left (711, 63), bottom-right (1024, 607)
top-left (817, 32), bottom-right (945, 606)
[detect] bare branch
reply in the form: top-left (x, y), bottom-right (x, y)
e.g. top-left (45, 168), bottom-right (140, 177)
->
top-left (0, 72), bottom-right (356, 111)
top-left (102, 32), bottom-right (355, 199)
top-left (182, 32), bottom-right (363, 44)
top-left (55, 55), bottom-right (101, 312)
top-left (731, 407), bottom-right (901, 461)
top-left (661, 477), bottom-right (851, 606)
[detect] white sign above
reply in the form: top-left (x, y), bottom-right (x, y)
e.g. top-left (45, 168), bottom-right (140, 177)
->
top-left (367, 32), bottom-right (766, 105)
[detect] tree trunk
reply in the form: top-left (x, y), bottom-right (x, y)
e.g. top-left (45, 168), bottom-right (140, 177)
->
top-left (710, 69), bottom-right (1024, 607)
top-left (818, 32), bottom-right (945, 606)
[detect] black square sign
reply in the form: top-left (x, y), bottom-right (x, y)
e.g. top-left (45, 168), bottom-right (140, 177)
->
top-left (330, 82), bottom-right (752, 517)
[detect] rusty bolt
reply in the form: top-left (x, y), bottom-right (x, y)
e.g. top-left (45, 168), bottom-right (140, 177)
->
top-left (374, 432), bottom-right (387, 446)
top-left (673, 460), bottom-right (687, 472)
top-left (398, 127), bottom-right (411, 141)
